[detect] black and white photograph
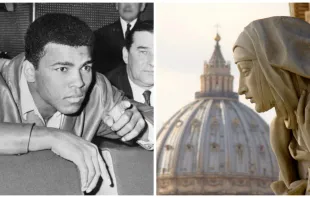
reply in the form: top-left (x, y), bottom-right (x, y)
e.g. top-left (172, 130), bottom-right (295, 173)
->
top-left (0, 2), bottom-right (154, 195)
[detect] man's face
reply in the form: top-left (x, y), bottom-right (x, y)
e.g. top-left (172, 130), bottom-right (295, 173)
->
top-left (125, 31), bottom-right (154, 88)
top-left (116, 3), bottom-right (144, 22)
top-left (33, 43), bottom-right (92, 115)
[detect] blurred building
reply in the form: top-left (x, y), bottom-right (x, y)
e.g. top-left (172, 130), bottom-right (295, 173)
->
top-left (156, 34), bottom-right (278, 195)
top-left (289, 3), bottom-right (310, 22)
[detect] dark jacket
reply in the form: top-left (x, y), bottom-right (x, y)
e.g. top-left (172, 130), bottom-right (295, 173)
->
top-left (93, 19), bottom-right (140, 75)
top-left (106, 64), bottom-right (133, 99)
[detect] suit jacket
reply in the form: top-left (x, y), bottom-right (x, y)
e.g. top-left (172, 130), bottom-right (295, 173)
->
top-left (93, 19), bottom-right (140, 75)
top-left (106, 65), bottom-right (153, 124)
top-left (0, 53), bottom-right (130, 154)
top-left (106, 64), bottom-right (133, 99)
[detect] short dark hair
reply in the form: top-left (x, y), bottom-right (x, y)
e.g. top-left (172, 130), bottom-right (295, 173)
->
top-left (125, 20), bottom-right (153, 50)
top-left (25, 13), bottom-right (94, 69)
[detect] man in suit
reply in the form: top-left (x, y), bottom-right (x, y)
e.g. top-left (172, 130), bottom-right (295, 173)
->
top-left (106, 21), bottom-right (153, 147)
top-left (0, 13), bottom-right (149, 194)
top-left (93, 3), bottom-right (146, 75)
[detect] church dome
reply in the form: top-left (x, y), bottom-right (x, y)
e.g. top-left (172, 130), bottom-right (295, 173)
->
top-left (156, 34), bottom-right (278, 195)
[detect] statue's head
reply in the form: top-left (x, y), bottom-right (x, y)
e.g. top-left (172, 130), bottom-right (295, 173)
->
top-left (233, 16), bottom-right (310, 129)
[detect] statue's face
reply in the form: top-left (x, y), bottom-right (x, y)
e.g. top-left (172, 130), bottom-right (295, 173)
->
top-left (237, 59), bottom-right (275, 112)
top-left (237, 60), bottom-right (257, 106)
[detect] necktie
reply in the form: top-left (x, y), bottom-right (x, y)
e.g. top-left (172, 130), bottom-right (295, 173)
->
top-left (143, 90), bottom-right (151, 106)
top-left (125, 23), bottom-right (131, 39)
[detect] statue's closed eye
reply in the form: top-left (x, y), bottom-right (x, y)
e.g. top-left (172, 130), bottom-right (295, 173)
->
top-left (241, 68), bottom-right (250, 76)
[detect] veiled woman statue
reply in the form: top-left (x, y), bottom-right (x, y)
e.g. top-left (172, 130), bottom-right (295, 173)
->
top-left (233, 16), bottom-right (310, 195)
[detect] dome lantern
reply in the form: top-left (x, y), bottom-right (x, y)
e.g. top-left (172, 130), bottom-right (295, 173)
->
top-left (199, 33), bottom-right (236, 100)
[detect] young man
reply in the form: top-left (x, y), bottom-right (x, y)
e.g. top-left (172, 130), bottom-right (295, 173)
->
top-left (93, 3), bottom-right (146, 74)
top-left (0, 13), bottom-right (147, 193)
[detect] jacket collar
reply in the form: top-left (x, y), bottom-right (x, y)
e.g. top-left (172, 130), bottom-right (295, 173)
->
top-left (3, 53), bottom-right (77, 132)
top-left (2, 52), bottom-right (25, 107)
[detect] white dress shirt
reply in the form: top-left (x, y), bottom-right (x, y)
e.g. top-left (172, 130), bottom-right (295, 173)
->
top-left (127, 76), bottom-right (154, 146)
top-left (127, 76), bottom-right (153, 106)
top-left (120, 17), bottom-right (138, 38)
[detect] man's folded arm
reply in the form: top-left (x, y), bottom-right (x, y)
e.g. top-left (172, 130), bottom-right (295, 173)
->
top-left (0, 122), bottom-right (33, 154)
top-left (0, 122), bottom-right (53, 155)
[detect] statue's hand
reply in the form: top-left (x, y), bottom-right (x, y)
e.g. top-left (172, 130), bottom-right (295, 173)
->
top-left (270, 116), bottom-right (296, 187)
top-left (295, 90), bottom-right (310, 150)
top-left (296, 90), bottom-right (307, 126)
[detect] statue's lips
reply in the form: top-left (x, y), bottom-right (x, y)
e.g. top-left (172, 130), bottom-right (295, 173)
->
top-left (246, 96), bottom-right (254, 103)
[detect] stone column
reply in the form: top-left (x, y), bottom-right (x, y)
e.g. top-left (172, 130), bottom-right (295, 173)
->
top-left (206, 76), bottom-right (210, 92)
top-left (200, 75), bottom-right (205, 92)
top-left (223, 76), bottom-right (228, 92)
top-left (218, 76), bottom-right (223, 92)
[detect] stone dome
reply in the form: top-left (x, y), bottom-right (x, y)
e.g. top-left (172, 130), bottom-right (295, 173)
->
top-left (156, 34), bottom-right (279, 195)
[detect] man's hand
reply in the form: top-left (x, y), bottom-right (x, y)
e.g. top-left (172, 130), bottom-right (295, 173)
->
top-left (103, 100), bottom-right (146, 141)
top-left (29, 127), bottom-right (111, 193)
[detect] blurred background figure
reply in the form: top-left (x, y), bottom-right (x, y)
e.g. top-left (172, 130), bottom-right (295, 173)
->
top-left (93, 3), bottom-right (147, 75)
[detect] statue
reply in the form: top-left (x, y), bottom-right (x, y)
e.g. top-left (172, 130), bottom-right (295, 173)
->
top-left (233, 16), bottom-right (310, 195)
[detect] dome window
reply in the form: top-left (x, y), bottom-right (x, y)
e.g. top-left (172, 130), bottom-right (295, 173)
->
top-left (263, 168), bottom-right (267, 176)
top-left (211, 116), bottom-right (220, 130)
top-left (250, 163), bottom-right (256, 174)
top-left (186, 144), bottom-right (193, 150)
top-left (236, 144), bottom-right (244, 161)
top-left (165, 144), bottom-right (173, 150)
top-left (250, 120), bottom-right (258, 132)
top-left (259, 145), bottom-right (266, 160)
top-left (232, 118), bottom-right (240, 129)
top-left (191, 119), bottom-right (201, 133)
top-left (175, 120), bottom-right (183, 127)
top-left (210, 142), bottom-right (219, 152)
top-left (219, 163), bottom-right (225, 169)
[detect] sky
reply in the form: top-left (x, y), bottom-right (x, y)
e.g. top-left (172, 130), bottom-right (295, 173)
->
top-left (156, 3), bottom-right (290, 131)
